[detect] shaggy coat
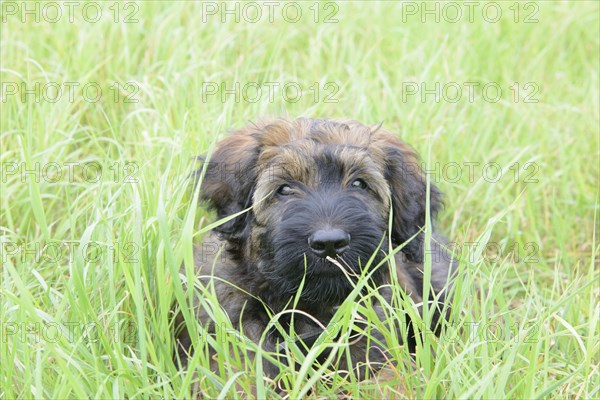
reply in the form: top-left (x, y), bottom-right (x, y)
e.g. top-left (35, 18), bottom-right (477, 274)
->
top-left (174, 118), bottom-right (455, 378)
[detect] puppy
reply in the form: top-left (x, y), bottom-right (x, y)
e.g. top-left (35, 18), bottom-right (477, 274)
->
top-left (174, 118), bottom-right (455, 384)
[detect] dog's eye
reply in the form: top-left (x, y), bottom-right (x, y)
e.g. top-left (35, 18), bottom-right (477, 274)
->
top-left (351, 179), bottom-right (368, 189)
top-left (277, 184), bottom-right (293, 196)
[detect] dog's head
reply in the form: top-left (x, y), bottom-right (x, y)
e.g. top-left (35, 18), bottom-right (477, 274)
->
top-left (199, 118), bottom-right (441, 303)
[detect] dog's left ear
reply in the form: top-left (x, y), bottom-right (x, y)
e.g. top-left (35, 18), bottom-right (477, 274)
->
top-left (372, 130), bottom-right (442, 263)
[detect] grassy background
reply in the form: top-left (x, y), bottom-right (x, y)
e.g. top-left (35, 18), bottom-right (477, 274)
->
top-left (1, 1), bottom-right (598, 398)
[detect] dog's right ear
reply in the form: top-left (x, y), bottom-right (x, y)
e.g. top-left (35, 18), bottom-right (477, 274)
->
top-left (197, 129), bottom-right (261, 238)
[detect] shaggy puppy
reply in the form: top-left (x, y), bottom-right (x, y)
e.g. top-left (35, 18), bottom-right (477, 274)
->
top-left (174, 118), bottom-right (455, 381)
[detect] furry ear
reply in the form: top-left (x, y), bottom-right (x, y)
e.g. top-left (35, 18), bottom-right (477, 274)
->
top-left (198, 128), bottom-right (261, 239)
top-left (372, 130), bottom-right (442, 263)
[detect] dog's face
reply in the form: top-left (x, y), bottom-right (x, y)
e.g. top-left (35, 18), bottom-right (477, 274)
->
top-left (251, 141), bottom-right (393, 302)
top-left (200, 118), bottom-right (441, 304)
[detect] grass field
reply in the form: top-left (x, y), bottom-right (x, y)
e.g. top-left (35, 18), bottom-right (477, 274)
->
top-left (1, 1), bottom-right (599, 398)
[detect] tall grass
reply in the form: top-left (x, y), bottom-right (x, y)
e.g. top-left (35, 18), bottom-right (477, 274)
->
top-left (1, 1), bottom-right (598, 398)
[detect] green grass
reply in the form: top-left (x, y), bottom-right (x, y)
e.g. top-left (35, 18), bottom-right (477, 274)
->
top-left (1, 1), bottom-right (599, 398)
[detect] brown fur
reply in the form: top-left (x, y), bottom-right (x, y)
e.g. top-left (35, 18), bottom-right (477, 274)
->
top-left (174, 118), bottom-right (455, 389)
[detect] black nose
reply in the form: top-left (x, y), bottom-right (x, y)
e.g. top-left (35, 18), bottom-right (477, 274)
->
top-left (308, 229), bottom-right (351, 258)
